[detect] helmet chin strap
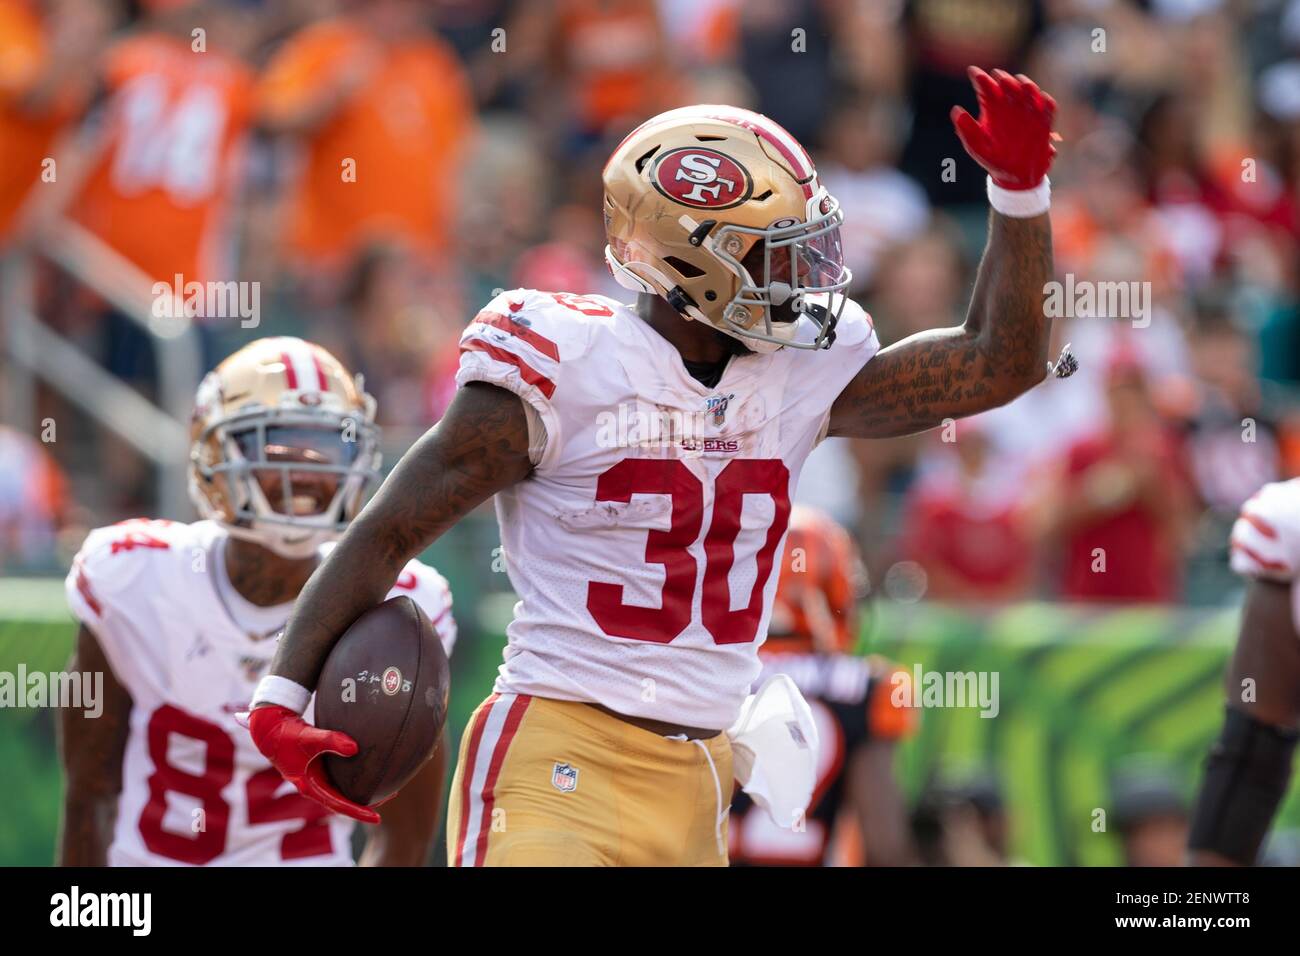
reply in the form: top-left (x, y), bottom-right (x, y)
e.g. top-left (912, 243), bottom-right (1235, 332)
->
top-left (607, 245), bottom-right (717, 325)
top-left (219, 457), bottom-right (351, 560)
top-left (192, 477), bottom-right (324, 559)
top-left (604, 245), bottom-right (660, 294)
top-left (219, 520), bottom-right (334, 560)
top-left (607, 242), bottom-right (796, 352)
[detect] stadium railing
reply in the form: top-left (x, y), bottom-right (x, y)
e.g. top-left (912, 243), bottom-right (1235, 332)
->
top-left (0, 219), bottom-right (202, 519)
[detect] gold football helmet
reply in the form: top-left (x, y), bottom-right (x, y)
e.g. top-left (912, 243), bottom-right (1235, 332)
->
top-left (188, 337), bottom-right (381, 559)
top-left (603, 104), bottom-right (851, 352)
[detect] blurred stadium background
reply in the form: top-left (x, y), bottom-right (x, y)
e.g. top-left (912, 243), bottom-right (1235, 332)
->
top-left (4, 0), bottom-right (1300, 865)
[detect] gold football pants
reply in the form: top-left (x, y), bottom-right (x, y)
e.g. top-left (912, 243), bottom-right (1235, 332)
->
top-left (447, 693), bottom-right (731, 866)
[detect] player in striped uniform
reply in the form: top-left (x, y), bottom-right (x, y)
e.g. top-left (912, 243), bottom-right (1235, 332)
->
top-left (250, 71), bottom-right (1063, 865)
top-left (60, 338), bottom-right (456, 866)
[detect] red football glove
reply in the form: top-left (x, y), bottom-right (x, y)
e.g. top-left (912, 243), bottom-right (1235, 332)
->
top-left (247, 705), bottom-right (380, 825)
top-left (950, 66), bottom-right (1057, 190)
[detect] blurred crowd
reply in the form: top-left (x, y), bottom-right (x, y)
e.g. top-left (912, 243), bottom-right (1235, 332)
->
top-left (2, 0), bottom-right (1299, 605)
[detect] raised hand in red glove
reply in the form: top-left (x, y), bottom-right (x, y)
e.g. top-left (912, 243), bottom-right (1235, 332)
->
top-left (950, 66), bottom-right (1057, 191)
top-left (247, 705), bottom-right (380, 824)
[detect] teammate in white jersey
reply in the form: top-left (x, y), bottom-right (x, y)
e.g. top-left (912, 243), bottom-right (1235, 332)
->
top-left (1189, 478), bottom-right (1300, 865)
top-left (251, 70), bottom-right (1067, 865)
top-left (59, 338), bottom-right (456, 866)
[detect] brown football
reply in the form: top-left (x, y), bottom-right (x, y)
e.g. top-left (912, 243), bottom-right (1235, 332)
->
top-left (315, 595), bottom-right (450, 807)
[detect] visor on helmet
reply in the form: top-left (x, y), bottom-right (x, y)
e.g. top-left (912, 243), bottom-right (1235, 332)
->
top-left (230, 425), bottom-right (363, 517)
top-left (707, 187), bottom-right (852, 350)
top-left (197, 408), bottom-right (381, 556)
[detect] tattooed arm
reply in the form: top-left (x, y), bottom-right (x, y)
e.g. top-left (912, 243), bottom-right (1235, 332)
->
top-left (1188, 579), bottom-right (1300, 865)
top-left (58, 624), bottom-right (131, 866)
top-left (827, 210), bottom-right (1053, 439)
top-left (828, 68), bottom-right (1060, 439)
top-left (266, 381), bottom-right (533, 690)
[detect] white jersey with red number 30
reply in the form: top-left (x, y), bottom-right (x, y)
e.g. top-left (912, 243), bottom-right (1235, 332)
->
top-left (456, 288), bottom-right (878, 729)
top-left (65, 519), bottom-right (456, 867)
top-left (1230, 478), bottom-right (1300, 633)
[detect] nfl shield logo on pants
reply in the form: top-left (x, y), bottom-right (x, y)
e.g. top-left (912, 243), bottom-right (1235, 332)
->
top-left (551, 762), bottom-right (579, 793)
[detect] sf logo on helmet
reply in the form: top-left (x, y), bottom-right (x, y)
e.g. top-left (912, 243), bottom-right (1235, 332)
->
top-left (651, 147), bottom-right (753, 209)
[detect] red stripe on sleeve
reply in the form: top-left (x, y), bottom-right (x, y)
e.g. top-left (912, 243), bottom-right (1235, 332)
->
top-left (1241, 512), bottom-right (1279, 540)
top-left (74, 560), bottom-right (102, 617)
top-left (460, 340), bottom-right (556, 399)
top-left (471, 310), bottom-right (561, 361)
top-left (1230, 538), bottom-right (1290, 574)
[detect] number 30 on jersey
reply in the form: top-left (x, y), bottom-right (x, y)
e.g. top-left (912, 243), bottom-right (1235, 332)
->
top-left (586, 458), bottom-right (791, 646)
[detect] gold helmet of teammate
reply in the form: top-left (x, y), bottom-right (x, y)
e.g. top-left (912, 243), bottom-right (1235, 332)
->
top-left (188, 337), bottom-right (381, 559)
top-left (602, 104), bottom-right (851, 353)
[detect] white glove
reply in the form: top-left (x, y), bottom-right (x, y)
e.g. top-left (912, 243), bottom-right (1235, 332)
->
top-left (726, 674), bottom-right (819, 829)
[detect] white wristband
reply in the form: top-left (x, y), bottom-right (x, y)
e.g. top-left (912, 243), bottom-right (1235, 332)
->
top-left (251, 675), bottom-right (311, 715)
top-left (987, 176), bottom-right (1051, 218)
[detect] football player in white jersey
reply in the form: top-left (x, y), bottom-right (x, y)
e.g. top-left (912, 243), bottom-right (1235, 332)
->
top-left (249, 69), bottom-right (1065, 865)
top-left (59, 338), bottom-right (456, 866)
top-left (1188, 478), bottom-right (1300, 865)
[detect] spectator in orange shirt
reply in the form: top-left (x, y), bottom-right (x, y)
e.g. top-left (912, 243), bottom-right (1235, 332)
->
top-left (547, 0), bottom-right (676, 151)
top-left (48, 2), bottom-right (257, 292)
top-left (258, 0), bottom-right (476, 279)
top-left (0, 0), bottom-right (111, 245)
